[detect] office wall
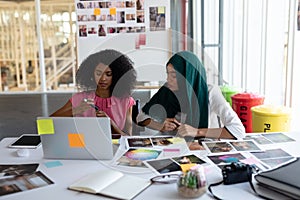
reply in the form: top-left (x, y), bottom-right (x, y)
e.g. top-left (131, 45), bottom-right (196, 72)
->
top-left (75, 0), bottom-right (171, 82)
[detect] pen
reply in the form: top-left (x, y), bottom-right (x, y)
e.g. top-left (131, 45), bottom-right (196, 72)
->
top-left (89, 104), bottom-right (99, 111)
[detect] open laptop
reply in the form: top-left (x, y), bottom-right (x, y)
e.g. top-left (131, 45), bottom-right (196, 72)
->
top-left (36, 117), bottom-right (114, 160)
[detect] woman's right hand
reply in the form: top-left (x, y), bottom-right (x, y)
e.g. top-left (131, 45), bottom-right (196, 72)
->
top-left (72, 100), bottom-right (93, 115)
top-left (161, 118), bottom-right (181, 132)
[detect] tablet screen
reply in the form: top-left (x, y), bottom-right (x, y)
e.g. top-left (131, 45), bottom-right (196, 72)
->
top-left (9, 134), bottom-right (41, 148)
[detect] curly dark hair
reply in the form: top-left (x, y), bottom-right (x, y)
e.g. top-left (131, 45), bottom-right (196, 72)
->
top-left (76, 49), bottom-right (137, 97)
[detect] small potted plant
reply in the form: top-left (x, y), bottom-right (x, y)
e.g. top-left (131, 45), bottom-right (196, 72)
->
top-left (177, 164), bottom-right (207, 198)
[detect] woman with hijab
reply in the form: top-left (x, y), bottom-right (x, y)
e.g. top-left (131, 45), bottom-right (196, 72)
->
top-left (137, 51), bottom-right (245, 140)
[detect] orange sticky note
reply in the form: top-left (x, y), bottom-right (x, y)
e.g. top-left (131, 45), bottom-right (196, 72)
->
top-left (68, 133), bottom-right (85, 148)
top-left (36, 119), bottom-right (55, 135)
top-left (110, 7), bottom-right (116, 15)
top-left (180, 163), bottom-right (197, 172)
top-left (94, 8), bottom-right (101, 16)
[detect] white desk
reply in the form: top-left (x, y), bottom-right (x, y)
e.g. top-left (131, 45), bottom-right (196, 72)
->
top-left (1, 132), bottom-right (300, 200)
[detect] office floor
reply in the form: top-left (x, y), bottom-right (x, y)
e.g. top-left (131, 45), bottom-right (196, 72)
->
top-left (0, 90), bottom-right (151, 140)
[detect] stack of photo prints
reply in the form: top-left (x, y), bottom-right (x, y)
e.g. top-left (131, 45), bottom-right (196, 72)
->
top-left (0, 164), bottom-right (54, 196)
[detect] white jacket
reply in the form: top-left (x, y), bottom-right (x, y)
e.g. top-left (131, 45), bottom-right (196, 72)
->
top-left (137, 84), bottom-right (246, 139)
top-left (207, 85), bottom-right (245, 139)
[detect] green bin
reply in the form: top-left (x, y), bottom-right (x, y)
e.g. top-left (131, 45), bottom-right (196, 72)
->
top-left (220, 85), bottom-right (240, 106)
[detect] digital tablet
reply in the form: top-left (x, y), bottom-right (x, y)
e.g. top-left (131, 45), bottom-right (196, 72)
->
top-left (8, 134), bottom-right (41, 149)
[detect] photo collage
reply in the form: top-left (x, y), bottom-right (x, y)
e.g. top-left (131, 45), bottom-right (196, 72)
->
top-left (76, 0), bottom-right (166, 38)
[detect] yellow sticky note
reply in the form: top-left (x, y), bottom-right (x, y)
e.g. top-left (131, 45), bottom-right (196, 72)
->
top-left (112, 139), bottom-right (119, 145)
top-left (36, 119), bottom-right (55, 135)
top-left (94, 8), bottom-right (101, 16)
top-left (169, 137), bottom-right (185, 144)
top-left (110, 7), bottom-right (116, 15)
top-left (158, 6), bottom-right (165, 14)
top-left (180, 163), bottom-right (197, 172)
top-left (68, 133), bottom-right (85, 148)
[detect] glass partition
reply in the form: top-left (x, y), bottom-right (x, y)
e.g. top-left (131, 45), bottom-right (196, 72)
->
top-left (0, 0), bottom-right (76, 92)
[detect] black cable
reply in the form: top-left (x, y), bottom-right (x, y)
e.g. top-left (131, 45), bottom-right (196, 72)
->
top-left (247, 178), bottom-right (273, 200)
top-left (208, 163), bottom-right (274, 200)
top-left (208, 180), bottom-right (224, 200)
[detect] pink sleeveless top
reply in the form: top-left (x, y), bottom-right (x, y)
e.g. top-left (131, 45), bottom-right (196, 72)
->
top-left (70, 91), bottom-right (135, 130)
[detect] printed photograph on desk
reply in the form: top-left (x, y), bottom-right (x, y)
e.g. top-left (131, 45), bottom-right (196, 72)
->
top-left (126, 137), bottom-right (153, 148)
top-left (244, 134), bottom-right (273, 145)
top-left (260, 157), bottom-right (297, 169)
top-left (261, 132), bottom-right (295, 143)
top-left (0, 171), bottom-right (54, 196)
top-left (144, 154), bottom-right (207, 175)
top-left (228, 140), bottom-right (262, 152)
top-left (125, 136), bottom-right (184, 149)
top-left (172, 154), bottom-right (207, 165)
top-left (151, 136), bottom-right (174, 146)
top-left (116, 148), bottom-right (162, 168)
top-left (0, 163), bottom-right (39, 177)
top-left (202, 141), bottom-right (235, 154)
top-left (250, 148), bottom-right (296, 169)
top-left (207, 152), bottom-right (266, 171)
top-left (207, 152), bottom-right (247, 169)
top-left (144, 158), bottom-right (181, 175)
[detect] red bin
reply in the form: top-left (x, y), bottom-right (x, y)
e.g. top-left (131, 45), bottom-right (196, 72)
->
top-left (231, 93), bottom-right (264, 133)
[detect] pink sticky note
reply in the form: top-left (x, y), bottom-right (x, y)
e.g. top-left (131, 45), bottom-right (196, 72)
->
top-left (240, 157), bottom-right (260, 165)
top-left (139, 34), bottom-right (146, 45)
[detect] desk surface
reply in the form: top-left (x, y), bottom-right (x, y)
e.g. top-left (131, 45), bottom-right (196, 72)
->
top-left (1, 133), bottom-right (300, 200)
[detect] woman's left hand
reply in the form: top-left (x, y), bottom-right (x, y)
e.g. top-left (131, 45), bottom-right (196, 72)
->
top-left (177, 124), bottom-right (198, 137)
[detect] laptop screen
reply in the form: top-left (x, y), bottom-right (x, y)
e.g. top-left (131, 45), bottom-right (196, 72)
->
top-left (36, 117), bottom-right (113, 160)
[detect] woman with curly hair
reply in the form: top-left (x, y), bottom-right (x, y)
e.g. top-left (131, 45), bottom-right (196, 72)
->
top-left (50, 49), bottom-right (137, 137)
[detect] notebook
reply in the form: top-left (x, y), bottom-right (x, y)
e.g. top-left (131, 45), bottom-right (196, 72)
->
top-left (36, 117), bottom-right (114, 160)
top-left (255, 157), bottom-right (300, 199)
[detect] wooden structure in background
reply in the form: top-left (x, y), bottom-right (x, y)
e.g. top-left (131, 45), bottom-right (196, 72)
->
top-left (0, 0), bottom-right (76, 91)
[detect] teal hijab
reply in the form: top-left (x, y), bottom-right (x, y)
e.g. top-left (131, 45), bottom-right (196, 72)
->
top-left (142, 51), bottom-right (209, 128)
top-left (167, 51), bottom-right (209, 128)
